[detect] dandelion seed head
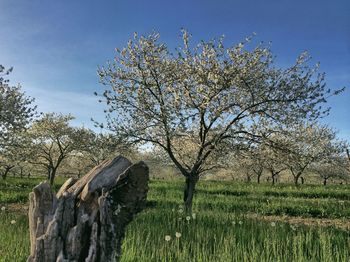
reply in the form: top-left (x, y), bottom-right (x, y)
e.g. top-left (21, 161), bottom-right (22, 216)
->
top-left (186, 216), bottom-right (191, 221)
top-left (1, 206), bottom-right (5, 211)
top-left (175, 232), bottom-right (182, 238)
top-left (271, 222), bottom-right (276, 227)
top-left (10, 220), bottom-right (16, 224)
top-left (165, 235), bottom-right (171, 241)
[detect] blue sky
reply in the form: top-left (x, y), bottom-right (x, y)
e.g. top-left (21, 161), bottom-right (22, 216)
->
top-left (1, 0), bottom-right (349, 141)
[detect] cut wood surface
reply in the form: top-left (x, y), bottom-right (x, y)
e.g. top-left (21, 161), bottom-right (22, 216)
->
top-left (27, 155), bottom-right (149, 262)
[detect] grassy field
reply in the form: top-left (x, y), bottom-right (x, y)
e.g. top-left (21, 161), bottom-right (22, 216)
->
top-left (0, 177), bottom-right (350, 261)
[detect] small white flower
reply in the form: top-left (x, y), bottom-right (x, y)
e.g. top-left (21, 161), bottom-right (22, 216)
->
top-left (1, 206), bottom-right (5, 211)
top-left (10, 220), bottom-right (16, 224)
top-left (186, 216), bottom-right (191, 221)
top-left (232, 221), bottom-right (236, 225)
top-left (270, 222), bottom-right (276, 227)
top-left (171, 208), bottom-right (175, 212)
top-left (175, 232), bottom-right (182, 238)
top-left (192, 213), bottom-right (196, 219)
top-left (165, 235), bottom-right (171, 241)
top-left (178, 209), bottom-right (183, 213)
top-left (238, 221), bottom-right (243, 225)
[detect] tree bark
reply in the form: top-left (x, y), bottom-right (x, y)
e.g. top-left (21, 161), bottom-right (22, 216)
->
top-left (27, 155), bottom-right (149, 262)
top-left (183, 176), bottom-right (198, 213)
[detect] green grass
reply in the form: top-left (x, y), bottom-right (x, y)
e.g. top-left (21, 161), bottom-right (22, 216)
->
top-left (0, 212), bottom-right (29, 262)
top-left (0, 178), bottom-right (350, 261)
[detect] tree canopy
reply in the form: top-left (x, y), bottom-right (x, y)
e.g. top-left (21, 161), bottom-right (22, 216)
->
top-left (0, 65), bottom-right (36, 149)
top-left (96, 31), bottom-right (342, 211)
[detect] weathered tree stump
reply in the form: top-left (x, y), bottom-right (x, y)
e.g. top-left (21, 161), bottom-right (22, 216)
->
top-left (27, 156), bottom-right (149, 262)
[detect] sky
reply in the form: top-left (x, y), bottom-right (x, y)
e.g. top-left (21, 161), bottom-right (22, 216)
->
top-left (1, 0), bottom-right (349, 141)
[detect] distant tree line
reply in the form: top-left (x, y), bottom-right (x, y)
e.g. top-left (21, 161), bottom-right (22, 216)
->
top-left (233, 123), bottom-right (349, 186)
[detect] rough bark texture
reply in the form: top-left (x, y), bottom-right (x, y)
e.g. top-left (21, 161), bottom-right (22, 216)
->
top-left (183, 176), bottom-right (198, 213)
top-left (27, 155), bottom-right (149, 262)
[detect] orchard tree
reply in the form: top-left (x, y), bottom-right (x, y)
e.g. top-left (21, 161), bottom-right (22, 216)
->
top-left (60, 151), bottom-right (92, 178)
top-left (0, 134), bottom-right (28, 179)
top-left (274, 123), bottom-right (345, 185)
top-left (27, 113), bottom-right (80, 185)
top-left (312, 156), bottom-right (349, 185)
top-left (1, 65), bottom-right (36, 178)
top-left (259, 141), bottom-right (287, 185)
top-left (234, 144), bottom-right (266, 183)
top-left (96, 31), bottom-right (342, 211)
top-left (76, 128), bottom-right (131, 166)
top-left (0, 147), bottom-right (16, 179)
top-left (0, 65), bottom-right (36, 148)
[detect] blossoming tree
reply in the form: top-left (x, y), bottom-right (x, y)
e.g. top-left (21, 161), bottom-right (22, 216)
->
top-left (279, 123), bottom-right (347, 185)
top-left (0, 65), bottom-right (36, 179)
top-left (97, 31), bottom-right (341, 211)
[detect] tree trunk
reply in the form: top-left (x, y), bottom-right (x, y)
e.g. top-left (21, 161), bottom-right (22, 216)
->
top-left (1, 166), bottom-right (13, 180)
top-left (294, 176), bottom-right (299, 186)
top-left (301, 177), bottom-right (304, 185)
top-left (257, 174), bottom-right (261, 184)
top-left (270, 170), bottom-right (276, 185)
top-left (183, 176), bottom-right (198, 213)
top-left (27, 155), bottom-right (149, 262)
top-left (246, 174), bottom-right (252, 183)
top-left (323, 178), bottom-right (327, 186)
top-left (49, 167), bottom-right (58, 186)
top-left (47, 167), bottom-right (51, 180)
